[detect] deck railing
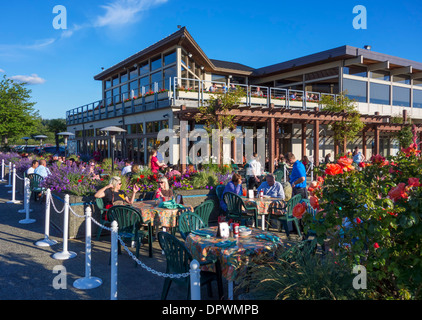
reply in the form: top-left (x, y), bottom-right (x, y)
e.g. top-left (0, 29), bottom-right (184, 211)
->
top-left (66, 77), bottom-right (340, 125)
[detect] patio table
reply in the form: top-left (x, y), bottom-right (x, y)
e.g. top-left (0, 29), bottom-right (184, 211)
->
top-left (132, 200), bottom-right (181, 228)
top-left (243, 197), bottom-right (286, 230)
top-left (185, 226), bottom-right (282, 299)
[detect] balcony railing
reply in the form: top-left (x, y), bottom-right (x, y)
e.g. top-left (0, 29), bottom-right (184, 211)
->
top-left (66, 77), bottom-right (340, 125)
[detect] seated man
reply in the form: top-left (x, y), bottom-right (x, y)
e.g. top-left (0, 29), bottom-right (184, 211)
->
top-left (34, 159), bottom-right (51, 178)
top-left (121, 159), bottom-right (132, 176)
top-left (257, 174), bottom-right (285, 199)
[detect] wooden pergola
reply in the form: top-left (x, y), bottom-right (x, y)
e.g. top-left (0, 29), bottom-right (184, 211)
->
top-left (176, 105), bottom-right (422, 173)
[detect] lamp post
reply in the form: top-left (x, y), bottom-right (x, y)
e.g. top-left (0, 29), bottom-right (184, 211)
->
top-left (100, 126), bottom-right (127, 173)
top-left (57, 132), bottom-right (75, 158)
top-left (34, 135), bottom-right (48, 154)
top-left (21, 137), bottom-right (30, 153)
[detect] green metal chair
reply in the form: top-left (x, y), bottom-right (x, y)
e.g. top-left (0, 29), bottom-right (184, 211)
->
top-left (273, 169), bottom-right (284, 183)
top-left (215, 184), bottom-right (225, 201)
top-left (95, 198), bottom-right (110, 240)
top-left (223, 192), bottom-right (258, 227)
top-left (178, 211), bottom-right (206, 240)
top-left (158, 231), bottom-right (223, 300)
top-left (267, 194), bottom-right (303, 238)
top-left (194, 200), bottom-right (214, 227)
top-left (107, 205), bottom-right (151, 265)
top-left (27, 173), bottom-right (44, 201)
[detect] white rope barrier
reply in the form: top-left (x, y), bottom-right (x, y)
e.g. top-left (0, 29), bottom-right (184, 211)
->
top-left (73, 206), bottom-right (102, 290)
top-left (35, 189), bottom-right (58, 247)
top-left (18, 177), bottom-right (36, 225)
top-left (7, 164), bottom-right (20, 204)
top-left (18, 177), bottom-right (32, 214)
top-left (5, 161), bottom-right (12, 188)
top-left (52, 194), bottom-right (77, 260)
top-left (1, 159), bottom-right (5, 182)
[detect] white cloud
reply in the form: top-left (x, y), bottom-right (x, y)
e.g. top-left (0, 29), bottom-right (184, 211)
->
top-left (9, 74), bottom-right (46, 85)
top-left (94, 0), bottom-right (168, 28)
top-left (0, 69), bottom-right (5, 73)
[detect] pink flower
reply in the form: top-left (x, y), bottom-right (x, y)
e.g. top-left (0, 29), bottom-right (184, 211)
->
top-left (374, 243), bottom-right (380, 249)
top-left (408, 178), bottom-right (421, 188)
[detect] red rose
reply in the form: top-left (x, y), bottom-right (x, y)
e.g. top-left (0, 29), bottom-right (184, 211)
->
top-left (78, 179), bottom-right (82, 183)
top-left (140, 175), bottom-right (145, 179)
top-left (325, 163), bottom-right (343, 176)
top-left (309, 196), bottom-right (319, 210)
top-left (337, 156), bottom-right (353, 168)
top-left (292, 202), bottom-right (307, 219)
top-left (374, 243), bottom-right (380, 249)
top-left (356, 217), bottom-right (362, 224)
top-left (408, 178), bottom-right (421, 188)
top-left (388, 183), bottom-right (408, 202)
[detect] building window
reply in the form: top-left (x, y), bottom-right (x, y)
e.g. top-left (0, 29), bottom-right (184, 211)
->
top-left (413, 89), bottom-right (422, 108)
top-left (370, 82), bottom-right (390, 105)
top-left (164, 50), bottom-right (177, 66)
top-left (129, 67), bottom-right (138, 80)
top-left (140, 61), bottom-right (149, 75)
top-left (138, 123), bottom-right (144, 134)
top-left (130, 80), bottom-right (139, 97)
top-left (344, 66), bottom-right (367, 78)
top-left (146, 121), bottom-right (160, 133)
top-left (393, 86), bottom-right (410, 107)
top-left (393, 75), bottom-right (410, 85)
top-left (105, 90), bottom-right (112, 105)
top-left (151, 71), bottom-right (163, 90)
top-left (105, 79), bottom-right (112, 89)
top-left (164, 66), bottom-right (177, 89)
top-left (121, 84), bottom-right (129, 100)
top-left (370, 71), bottom-right (390, 81)
top-left (151, 56), bottom-right (162, 71)
top-left (414, 79), bottom-right (422, 87)
top-left (212, 74), bottom-right (227, 83)
top-left (140, 76), bottom-right (150, 91)
top-left (120, 72), bottom-right (128, 84)
top-left (343, 78), bottom-right (367, 102)
top-left (112, 75), bottom-right (119, 87)
top-left (113, 87), bottom-right (120, 103)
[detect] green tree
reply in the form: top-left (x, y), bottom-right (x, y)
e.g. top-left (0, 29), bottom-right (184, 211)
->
top-left (0, 75), bottom-right (41, 146)
top-left (320, 91), bottom-right (364, 156)
top-left (46, 118), bottom-right (67, 151)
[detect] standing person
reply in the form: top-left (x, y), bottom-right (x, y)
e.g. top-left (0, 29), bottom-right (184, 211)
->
top-left (286, 152), bottom-right (308, 199)
top-left (26, 160), bottom-right (39, 175)
top-left (246, 153), bottom-right (262, 191)
top-left (149, 149), bottom-right (167, 174)
top-left (34, 159), bottom-right (51, 178)
top-left (353, 147), bottom-right (364, 166)
top-left (324, 153), bottom-right (331, 164)
top-left (220, 173), bottom-right (243, 212)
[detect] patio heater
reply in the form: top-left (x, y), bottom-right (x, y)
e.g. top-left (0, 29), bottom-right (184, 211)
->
top-left (57, 132), bottom-right (75, 158)
top-left (99, 126), bottom-right (127, 173)
top-left (21, 137), bottom-right (30, 152)
top-left (34, 135), bottom-right (48, 153)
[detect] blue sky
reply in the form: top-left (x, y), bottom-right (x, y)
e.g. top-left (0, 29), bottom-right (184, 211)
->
top-left (1, 0), bottom-right (422, 120)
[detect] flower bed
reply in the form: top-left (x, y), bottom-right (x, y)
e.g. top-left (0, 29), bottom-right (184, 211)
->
top-left (302, 142), bottom-right (422, 299)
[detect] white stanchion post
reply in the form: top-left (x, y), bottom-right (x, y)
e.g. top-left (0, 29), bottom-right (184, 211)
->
top-left (190, 260), bottom-right (201, 300)
top-left (18, 177), bottom-right (32, 214)
top-left (52, 194), bottom-right (77, 260)
top-left (110, 220), bottom-right (118, 300)
top-left (1, 159), bottom-right (5, 182)
top-left (7, 164), bottom-right (19, 204)
top-left (73, 206), bottom-right (102, 290)
top-left (19, 177), bottom-right (36, 224)
top-left (5, 162), bottom-right (12, 187)
top-left (35, 189), bottom-right (57, 247)
top-left (284, 165), bottom-right (287, 183)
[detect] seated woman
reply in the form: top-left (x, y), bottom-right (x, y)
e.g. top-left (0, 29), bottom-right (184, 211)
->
top-left (153, 177), bottom-right (174, 201)
top-left (95, 176), bottom-right (139, 209)
top-left (220, 173), bottom-right (243, 212)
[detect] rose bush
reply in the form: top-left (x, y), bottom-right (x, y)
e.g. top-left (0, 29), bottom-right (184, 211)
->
top-left (304, 145), bottom-right (422, 299)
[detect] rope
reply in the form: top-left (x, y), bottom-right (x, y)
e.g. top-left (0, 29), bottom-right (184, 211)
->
top-left (15, 173), bottom-right (24, 181)
top-left (68, 205), bottom-right (86, 219)
top-left (49, 195), bottom-right (66, 214)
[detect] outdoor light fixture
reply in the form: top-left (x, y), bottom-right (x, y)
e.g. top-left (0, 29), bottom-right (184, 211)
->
top-left (21, 137), bottom-right (30, 152)
top-left (100, 126), bottom-right (127, 172)
top-left (364, 45), bottom-right (372, 50)
top-left (57, 132), bottom-right (75, 157)
top-left (34, 135), bottom-right (48, 152)
top-left (163, 113), bottom-right (170, 118)
top-left (188, 53), bottom-right (193, 58)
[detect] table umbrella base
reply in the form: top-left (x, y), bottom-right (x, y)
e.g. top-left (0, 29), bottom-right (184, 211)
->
top-left (19, 218), bottom-right (36, 224)
top-left (35, 237), bottom-right (58, 247)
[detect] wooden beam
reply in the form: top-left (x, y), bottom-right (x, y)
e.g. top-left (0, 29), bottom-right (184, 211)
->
top-left (390, 66), bottom-right (413, 76)
top-left (301, 123), bottom-right (307, 161)
top-left (411, 72), bottom-right (422, 80)
top-left (344, 55), bottom-right (364, 66)
top-left (368, 61), bottom-right (390, 72)
top-left (362, 130), bottom-right (367, 160)
top-left (314, 118), bottom-right (320, 167)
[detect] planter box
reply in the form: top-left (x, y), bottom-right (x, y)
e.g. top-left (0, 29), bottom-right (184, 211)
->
top-left (50, 192), bottom-right (102, 239)
top-left (174, 189), bottom-right (221, 223)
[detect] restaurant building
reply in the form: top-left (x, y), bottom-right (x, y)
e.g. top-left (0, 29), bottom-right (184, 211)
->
top-left (66, 27), bottom-right (422, 171)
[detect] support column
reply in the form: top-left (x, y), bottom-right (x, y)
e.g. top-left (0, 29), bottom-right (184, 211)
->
top-left (180, 105), bottom-right (187, 173)
top-left (301, 122), bottom-right (307, 161)
top-left (275, 123), bottom-right (280, 161)
top-left (314, 119), bottom-right (320, 166)
top-left (362, 130), bottom-right (367, 160)
top-left (374, 127), bottom-right (380, 156)
top-left (268, 118), bottom-right (276, 173)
